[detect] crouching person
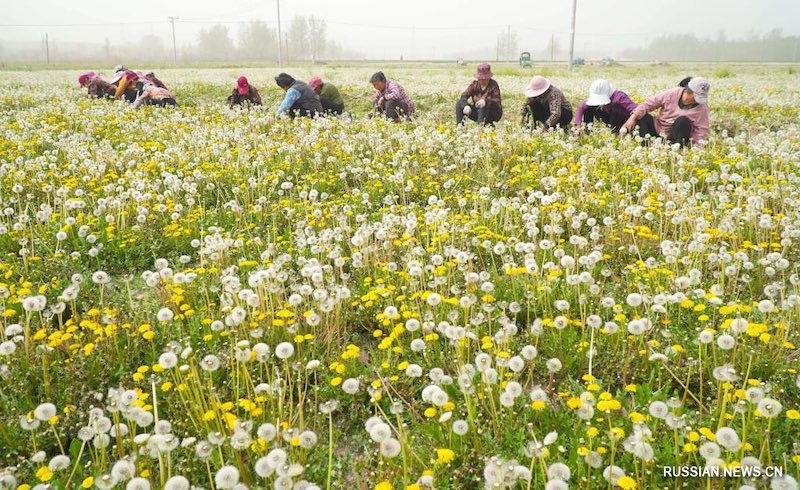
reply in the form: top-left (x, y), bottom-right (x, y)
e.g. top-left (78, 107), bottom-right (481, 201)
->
top-left (456, 63), bottom-right (502, 125)
top-left (275, 73), bottom-right (322, 119)
top-left (309, 77), bottom-right (344, 115)
top-left (370, 71), bottom-right (415, 121)
top-left (229, 76), bottom-right (262, 107)
top-left (133, 83), bottom-right (177, 108)
top-left (574, 79), bottom-right (637, 133)
top-left (111, 65), bottom-right (140, 103)
top-left (520, 76), bottom-right (573, 132)
top-left (622, 77), bottom-right (711, 147)
top-left (79, 72), bottom-right (115, 99)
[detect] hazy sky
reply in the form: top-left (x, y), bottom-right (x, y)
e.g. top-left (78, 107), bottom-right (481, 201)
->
top-left (2, 0), bottom-right (799, 59)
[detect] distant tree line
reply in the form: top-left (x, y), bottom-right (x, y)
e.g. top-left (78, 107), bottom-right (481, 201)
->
top-left (193, 16), bottom-right (356, 62)
top-left (624, 29), bottom-right (800, 62)
top-left (0, 16), bottom-right (361, 65)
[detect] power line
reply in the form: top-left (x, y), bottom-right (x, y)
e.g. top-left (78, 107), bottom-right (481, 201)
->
top-left (0, 21), bottom-right (169, 27)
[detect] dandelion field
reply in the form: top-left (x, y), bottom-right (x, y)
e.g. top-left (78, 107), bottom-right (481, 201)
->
top-left (1, 63), bottom-right (800, 490)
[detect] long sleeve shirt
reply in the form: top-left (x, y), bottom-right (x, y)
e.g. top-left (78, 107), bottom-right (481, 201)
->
top-left (574, 89), bottom-right (637, 125)
top-left (373, 80), bottom-right (415, 115)
top-left (133, 86), bottom-right (175, 107)
top-left (144, 75), bottom-right (167, 89)
top-left (113, 72), bottom-right (138, 99)
top-left (319, 83), bottom-right (344, 106)
top-left (631, 87), bottom-right (710, 146)
top-left (86, 78), bottom-right (115, 98)
top-left (277, 88), bottom-right (301, 116)
top-left (228, 86), bottom-right (262, 106)
top-left (520, 86), bottom-right (572, 128)
top-left (460, 79), bottom-right (502, 114)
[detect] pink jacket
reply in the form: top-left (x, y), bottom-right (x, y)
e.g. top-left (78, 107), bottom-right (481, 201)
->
top-left (632, 87), bottom-right (710, 146)
top-left (373, 80), bottom-right (415, 115)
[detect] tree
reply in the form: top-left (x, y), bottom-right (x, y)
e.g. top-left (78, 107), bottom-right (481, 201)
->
top-left (496, 28), bottom-right (518, 61)
top-left (197, 24), bottom-right (234, 61)
top-left (307, 16), bottom-right (327, 61)
top-left (238, 20), bottom-right (278, 61)
top-left (287, 16), bottom-right (309, 61)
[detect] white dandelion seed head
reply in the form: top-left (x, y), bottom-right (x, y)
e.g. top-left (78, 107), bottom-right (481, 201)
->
top-left (164, 476), bottom-right (190, 490)
top-left (254, 456), bottom-right (275, 478)
top-left (275, 342), bottom-right (294, 360)
top-left (452, 419), bottom-right (469, 436)
top-left (158, 351), bottom-right (178, 369)
top-left (214, 465), bottom-right (240, 489)
top-left (547, 462), bottom-right (571, 481)
top-left (699, 442), bottom-right (721, 461)
top-left (156, 307), bottom-right (174, 323)
top-left (716, 334), bottom-right (736, 350)
top-left (770, 475), bottom-right (799, 490)
top-left (47, 454), bottom-right (70, 471)
top-left (92, 271), bottom-right (110, 285)
top-left (715, 427), bottom-right (741, 451)
top-left (34, 402), bottom-right (57, 421)
top-left (757, 398), bottom-right (783, 418)
top-left (342, 378), bottom-right (360, 395)
top-left (368, 422), bottom-right (392, 443)
top-left (698, 329), bottom-right (715, 344)
top-left (126, 477), bottom-right (151, 490)
top-left (380, 437), bottom-right (402, 458)
top-left (626, 293), bottom-right (643, 307)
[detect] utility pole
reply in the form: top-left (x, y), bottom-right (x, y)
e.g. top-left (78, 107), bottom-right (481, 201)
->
top-left (568, 0), bottom-right (577, 71)
top-left (507, 25), bottom-right (511, 61)
top-left (168, 17), bottom-right (179, 64)
top-left (276, 0), bottom-right (283, 65)
top-left (44, 33), bottom-right (50, 65)
top-left (550, 33), bottom-right (554, 61)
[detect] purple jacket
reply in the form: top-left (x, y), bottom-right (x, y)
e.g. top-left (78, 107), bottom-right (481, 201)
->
top-left (574, 90), bottom-right (637, 125)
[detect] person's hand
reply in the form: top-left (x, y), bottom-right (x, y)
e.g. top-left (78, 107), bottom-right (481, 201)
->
top-left (621, 116), bottom-right (636, 134)
top-left (475, 99), bottom-right (486, 109)
top-left (538, 125), bottom-right (548, 134)
top-left (462, 105), bottom-right (472, 115)
top-left (377, 97), bottom-right (384, 106)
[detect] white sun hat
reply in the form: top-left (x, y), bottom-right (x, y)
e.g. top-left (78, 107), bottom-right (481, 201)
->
top-left (586, 79), bottom-right (614, 106)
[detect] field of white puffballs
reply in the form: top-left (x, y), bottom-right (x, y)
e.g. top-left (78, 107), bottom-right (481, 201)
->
top-left (0, 63), bottom-right (800, 490)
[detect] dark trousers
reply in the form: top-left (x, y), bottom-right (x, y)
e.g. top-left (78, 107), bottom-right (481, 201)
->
top-left (524, 100), bottom-right (572, 130)
top-left (455, 99), bottom-right (502, 125)
top-left (377, 99), bottom-right (410, 121)
top-left (288, 102), bottom-right (318, 119)
top-left (320, 97), bottom-right (344, 115)
top-left (146, 98), bottom-right (177, 107)
top-left (582, 105), bottom-right (629, 133)
top-left (637, 114), bottom-right (693, 146)
top-left (123, 89), bottom-right (138, 103)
